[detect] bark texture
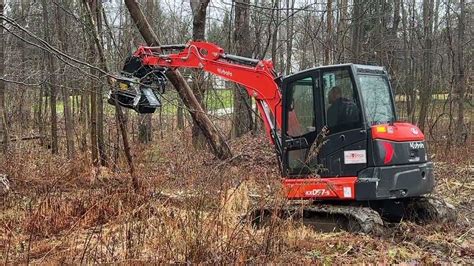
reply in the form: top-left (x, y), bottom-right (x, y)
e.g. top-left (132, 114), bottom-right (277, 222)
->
top-left (232, 0), bottom-right (253, 138)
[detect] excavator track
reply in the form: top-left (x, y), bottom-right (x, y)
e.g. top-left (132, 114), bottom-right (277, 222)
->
top-left (248, 196), bottom-right (456, 234)
top-left (403, 196), bottom-right (457, 223)
top-left (249, 202), bottom-right (384, 234)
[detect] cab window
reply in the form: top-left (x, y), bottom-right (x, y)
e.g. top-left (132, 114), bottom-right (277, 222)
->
top-left (322, 70), bottom-right (361, 134)
top-left (286, 77), bottom-right (316, 137)
top-left (285, 76), bottom-right (318, 176)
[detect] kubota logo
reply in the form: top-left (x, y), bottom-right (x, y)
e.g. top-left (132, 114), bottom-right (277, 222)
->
top-left (217, 68), bottom-right (233, 77)
top-left (409, 142), bottom-right (424, 149)
top-left (305, 189), bottom-right (330, 197)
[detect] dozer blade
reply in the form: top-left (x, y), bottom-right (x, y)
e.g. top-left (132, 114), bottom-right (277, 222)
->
top-left (249, 203), bottom-right (384, 234)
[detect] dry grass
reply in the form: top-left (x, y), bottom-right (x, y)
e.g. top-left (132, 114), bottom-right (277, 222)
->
top-left (0, 132), bottom-right (472, 264)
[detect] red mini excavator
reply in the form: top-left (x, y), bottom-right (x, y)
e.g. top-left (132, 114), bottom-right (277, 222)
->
top-left (109, 41), bottom-right (455, 233)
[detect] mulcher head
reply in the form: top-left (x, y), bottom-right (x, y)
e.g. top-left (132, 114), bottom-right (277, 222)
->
top-left (108, 56), bottom-right (167, 114)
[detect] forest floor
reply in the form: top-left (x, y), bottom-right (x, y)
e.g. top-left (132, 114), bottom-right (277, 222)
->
top-left (0, 132), bottom-right (472, 264)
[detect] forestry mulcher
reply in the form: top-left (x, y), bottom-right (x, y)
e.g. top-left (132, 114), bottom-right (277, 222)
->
top-left (108, 41), bottom-right (455, 233)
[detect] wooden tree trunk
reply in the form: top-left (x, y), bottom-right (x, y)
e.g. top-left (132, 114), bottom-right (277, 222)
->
top-left (336, 0), bottom-right (349, 63)
top-left (87, 0), bottom-right (99, 166)
top-left (55, 1), bottom-right (75, 158)
top-left (83, 0), bottom-right (138, 190)
top-left (124, 0), bottom-right (232, 160)
top-left (417, 0), bottom-right (434, 132)
top-left (271, 0), bottom-right (280, 68)
top-left (41, 0), bottom-right (58, 154)
top-left (285, 0), bottom-right (295, 75)
top-left (454, 0), bottom-right (467, 144)
top-left (351, 0), bottom-right (362, 62)
top-left (190, 0), bottom-right (210, 147)
top-left (138, 0), bottom-right (156, 144)
top-left (232, 0), bottom-right (253, 138)
top-left (324, 0), bottom-right (333, 65)
top-left (0, 0), bottom-right (8, 153)
top-left (95, 0), bottom-right (107, 166)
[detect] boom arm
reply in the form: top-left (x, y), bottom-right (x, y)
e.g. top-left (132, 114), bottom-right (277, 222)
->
top-left (130, 41), bottom-right (283, 147)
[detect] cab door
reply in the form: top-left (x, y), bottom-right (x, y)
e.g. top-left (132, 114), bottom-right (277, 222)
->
top-left (318, 67), bottom-right (368, 177)
top-left (282, 70), bottom-right (322, 177)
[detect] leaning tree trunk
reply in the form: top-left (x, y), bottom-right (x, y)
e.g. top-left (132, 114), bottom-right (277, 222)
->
top-left (124, 0), bottom-right (232, 160)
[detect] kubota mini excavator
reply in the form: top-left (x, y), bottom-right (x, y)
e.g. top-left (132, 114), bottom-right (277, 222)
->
top-left (108, 41), bottom-right (455, 233)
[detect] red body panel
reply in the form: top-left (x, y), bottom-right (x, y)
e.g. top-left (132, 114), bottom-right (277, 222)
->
top-left (371, 123), bottom-right (424, 142)
top-left (283, 177), bottom-right (357, 200)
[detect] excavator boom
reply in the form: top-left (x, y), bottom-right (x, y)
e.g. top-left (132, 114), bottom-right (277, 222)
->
top-left (129, 41), bottom-right (283, 146)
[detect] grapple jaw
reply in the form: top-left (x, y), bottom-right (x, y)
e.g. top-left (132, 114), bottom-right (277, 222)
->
top-left (108, 56), bottom-right (167, 114)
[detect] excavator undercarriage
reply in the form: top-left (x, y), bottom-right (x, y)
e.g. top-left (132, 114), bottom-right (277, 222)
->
top-left (249, 197), bottom-right (456, 234)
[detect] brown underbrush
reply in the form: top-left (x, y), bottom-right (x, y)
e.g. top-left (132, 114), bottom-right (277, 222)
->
top-left (0, 132), bottom-right (472, 263)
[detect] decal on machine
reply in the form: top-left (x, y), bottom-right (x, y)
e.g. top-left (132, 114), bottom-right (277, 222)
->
top-left (409, 142), bottom-right (425, 149)
top-left (344, 150), bottom-right (367, 164)
top-left (217, 68), bottom-right (233, 77)
top-left (305, 189), bottom-right (330, 197)
top-left (343, 187), bottom-right (352, 198)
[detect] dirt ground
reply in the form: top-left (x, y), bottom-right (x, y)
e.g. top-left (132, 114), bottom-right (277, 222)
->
top-left (0, 133), bottom-right (472, 264)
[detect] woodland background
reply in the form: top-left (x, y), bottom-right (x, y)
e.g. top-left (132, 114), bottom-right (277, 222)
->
top-left (0, 0), bottom-right (472, 263)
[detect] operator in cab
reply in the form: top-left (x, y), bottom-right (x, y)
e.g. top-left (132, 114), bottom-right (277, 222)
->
top-left (326, 86), bottom-right (360, 132)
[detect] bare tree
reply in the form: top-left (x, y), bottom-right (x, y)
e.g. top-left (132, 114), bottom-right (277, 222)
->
top-left (285, 0), bottom-right (295, 74)
top-left (87, 0), bottom-right (99, 166)
top-left (232, 0), bottom-right (253, 138)
top-left (190, 0), bottom-right (210, 146)
top-left (324, 0), bottom-right (333, 65)
top-left (95, 0), bottom-right (107, 166)
top-left (83, 0), bottom-right (138, 190)
top-left (55, 0), bottom-right (75, 158)
top-left (453, 0), bottom-right (467, 144)
top-left (124, 0), bottom-right (232, 160)
top-left (41, 0), bottom-right (59, 154)
top-left (417, 0), bottom-right (434, 132)
top-left (351, 0), bottom-right (363, 62)
top-left (138, 0), bottom-right (156, 144)
top-left (0, 0), bottom-right (7, 153)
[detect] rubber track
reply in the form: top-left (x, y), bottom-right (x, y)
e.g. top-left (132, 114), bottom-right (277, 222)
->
top-left (282, 203), bottom-right (384, 234)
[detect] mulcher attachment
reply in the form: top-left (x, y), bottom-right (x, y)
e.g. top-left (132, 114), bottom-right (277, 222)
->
top-left (108, 56), bottom-right (167, 114)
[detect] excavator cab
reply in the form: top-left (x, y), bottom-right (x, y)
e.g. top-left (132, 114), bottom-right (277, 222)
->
top-left (281, 64), bottom-right (434, 201)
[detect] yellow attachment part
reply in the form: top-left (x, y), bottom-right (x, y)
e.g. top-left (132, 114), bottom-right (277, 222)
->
top-left (119, 82), bottom-right (129, 90)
